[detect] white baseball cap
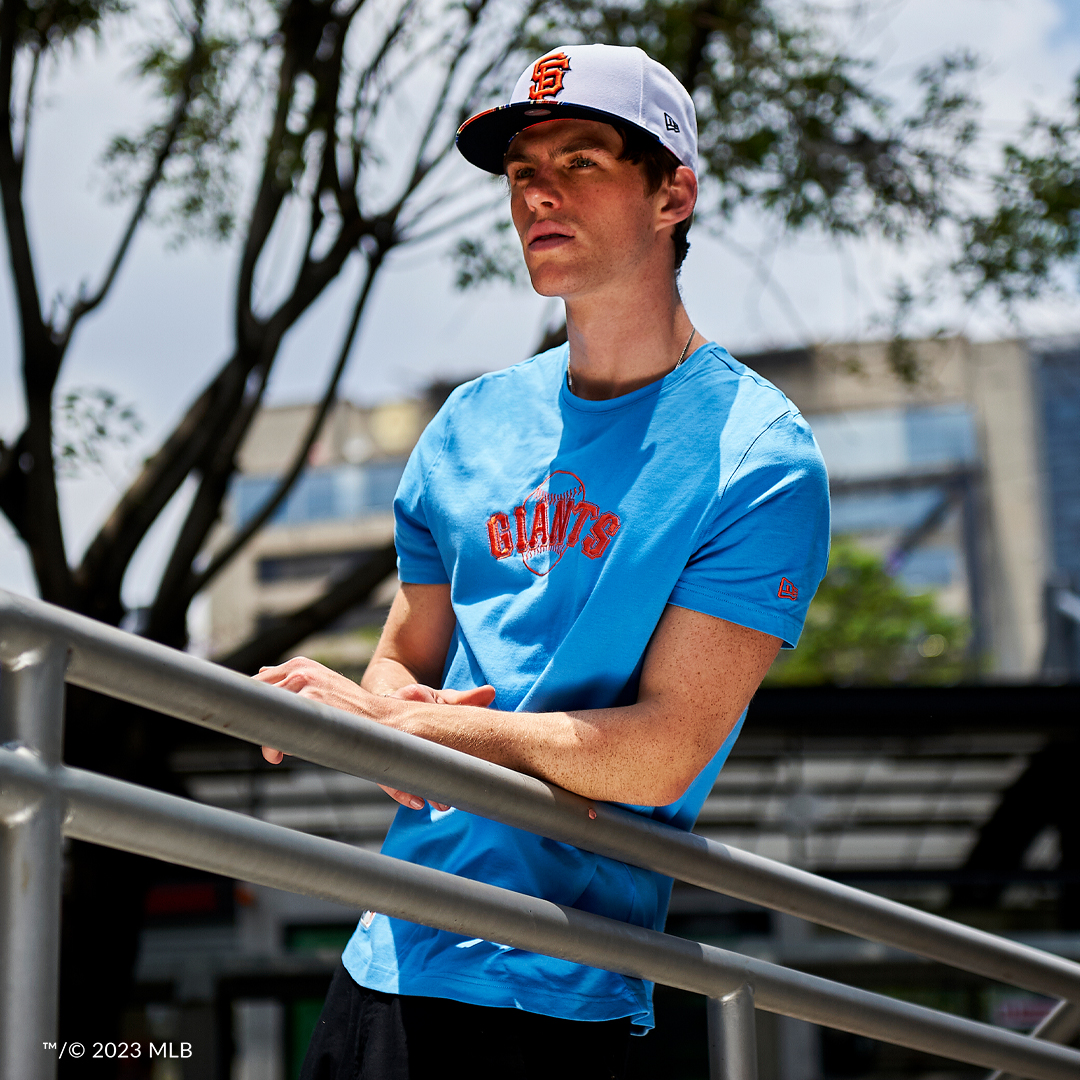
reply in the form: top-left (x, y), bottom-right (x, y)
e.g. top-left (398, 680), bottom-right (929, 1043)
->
top-left (456, 44), bottom-right (698, 175)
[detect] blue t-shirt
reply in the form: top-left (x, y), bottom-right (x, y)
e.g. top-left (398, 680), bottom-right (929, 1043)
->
top-left (342, 342), bottom-right (830, 1028)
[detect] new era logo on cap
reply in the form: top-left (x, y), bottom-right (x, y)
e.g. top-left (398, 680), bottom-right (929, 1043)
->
top-left (456, 44), bottom-right (698, 176)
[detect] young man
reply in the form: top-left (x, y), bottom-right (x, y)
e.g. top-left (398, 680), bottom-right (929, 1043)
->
top-left (261, 43), bottom-right (830, 1080)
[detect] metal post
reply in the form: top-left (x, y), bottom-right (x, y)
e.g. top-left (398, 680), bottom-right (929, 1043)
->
top-left (0, 638), bottom-right (68, 1080)
top-left (987, 999), bottom-right (1080, 1080)
top-left (708, 984), bottom-right (757, 1080)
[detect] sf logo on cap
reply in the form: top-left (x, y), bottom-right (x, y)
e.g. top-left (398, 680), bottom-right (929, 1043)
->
top-left (529, 52), bottom-right (570, 101)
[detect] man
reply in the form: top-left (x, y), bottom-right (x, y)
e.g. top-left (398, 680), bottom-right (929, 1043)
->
top-left (260, 43), bottom-right (830, 1080)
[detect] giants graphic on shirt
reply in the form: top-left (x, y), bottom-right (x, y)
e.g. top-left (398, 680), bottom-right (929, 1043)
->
top-left (486, 470), bottom-right (620, 576)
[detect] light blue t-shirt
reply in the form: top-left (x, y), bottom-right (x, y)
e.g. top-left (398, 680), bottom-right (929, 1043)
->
top-left (342, 342), bottom-right (830, 1028)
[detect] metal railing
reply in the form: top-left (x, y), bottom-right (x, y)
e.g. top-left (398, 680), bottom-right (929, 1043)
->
top-left (2, 588), bottom-right (1079, 1080)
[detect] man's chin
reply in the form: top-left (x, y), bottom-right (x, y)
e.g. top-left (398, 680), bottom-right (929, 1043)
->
top-left (525, 268), bottom-right (580, 299)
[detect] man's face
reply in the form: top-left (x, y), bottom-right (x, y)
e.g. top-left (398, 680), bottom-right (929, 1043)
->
top-left (504, 118), bottom-right (666, 300)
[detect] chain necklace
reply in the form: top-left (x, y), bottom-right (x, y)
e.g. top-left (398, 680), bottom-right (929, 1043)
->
top-left (566, 327), bottom-right (697, 394)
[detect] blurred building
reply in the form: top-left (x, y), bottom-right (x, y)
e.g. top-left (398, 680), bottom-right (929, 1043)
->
top-left (751, 336), bottom-right (1056, 679)
top-left (208, 335), bottom-right (1080, 679)
top-left (205, 397), bottom-right (434, 673)
top-left (174, 339), bottom-right (1080, 1078)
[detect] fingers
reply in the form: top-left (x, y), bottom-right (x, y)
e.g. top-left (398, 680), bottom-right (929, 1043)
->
top-left (262, 746), bottom-right (285, 764)
top-left (378, 785), bottom-right (452, 813)
top-left (436, 684), bottom-right (496, 707)
top-left (254, 658), bottom-right (333, 692)
top-left (388, 683), bottom-right (441, 703)
top-left (386, 683), bottom-right (495, 707)
top-left (379, 785), bottom-right (427, 810)
top-left (254, 663), bottom-right (289, 685)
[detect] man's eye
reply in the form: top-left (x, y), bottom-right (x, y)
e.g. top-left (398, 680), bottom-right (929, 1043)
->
top-left (511, 167), bottom-right (533, 182)
top-left (569, 156), bottom-right (595, 168)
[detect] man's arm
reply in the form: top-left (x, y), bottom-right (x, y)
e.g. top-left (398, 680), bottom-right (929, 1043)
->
top-left (257, 581), bottom-right (780, 807)
top-left (360, 582), bottom-right (470, 696)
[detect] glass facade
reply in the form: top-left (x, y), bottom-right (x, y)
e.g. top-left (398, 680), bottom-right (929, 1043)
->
top-left (231, 460), bottom-right (408, 529)
top-left (1036, 343), bottom-right (1080, 586)
top-left (807, 404), bottom-right (979, 594)
top-left (809, 403), bottom-right (978, 482)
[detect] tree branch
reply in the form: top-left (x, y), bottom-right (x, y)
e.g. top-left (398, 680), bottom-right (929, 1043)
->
top-left (57, 19), bottom-right (206, 350)
top-left (0, 1), bottom-right (50, 370)
top-left (189, 248), bottom-right (383, 599)
top-left (144, 357), bottom-right (273, 643)
top-left (0, 2), bottom-right (73, 601)
top-left (15, 45), bottom-right (41, 171)
top-left (411, 0), bottom-right (494, 171)
top-left (73, 357), bottom-right (249, 618)
top-left (398, 194), bottom-right (503, 248)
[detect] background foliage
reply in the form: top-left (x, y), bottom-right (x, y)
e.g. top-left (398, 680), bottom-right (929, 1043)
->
top-left (765, 539), bottom-right (971, 687)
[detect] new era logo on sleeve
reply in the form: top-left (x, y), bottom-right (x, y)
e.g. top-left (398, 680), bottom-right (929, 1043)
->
top-left (777, 577), bottom-right (799, 600)
top-left (664, 112), bottom-right (680, 133)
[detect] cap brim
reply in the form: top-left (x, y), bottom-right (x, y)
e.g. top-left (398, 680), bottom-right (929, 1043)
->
top-left (456, 101), bottom-right (665, 174)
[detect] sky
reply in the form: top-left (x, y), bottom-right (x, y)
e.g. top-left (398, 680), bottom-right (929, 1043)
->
top-left (3, 0), bottom-right (1080, 607)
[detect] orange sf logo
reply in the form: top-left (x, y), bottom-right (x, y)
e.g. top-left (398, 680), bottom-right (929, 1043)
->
top-left (529, 53), bottom-right (570, 101)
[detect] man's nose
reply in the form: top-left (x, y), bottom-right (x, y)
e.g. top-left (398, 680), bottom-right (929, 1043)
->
top-left (523, 167), bottom-right (561, 212)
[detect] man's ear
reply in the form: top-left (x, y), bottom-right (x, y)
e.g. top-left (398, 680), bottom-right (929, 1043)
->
top-left (657, 165), bottom-right (697, 230)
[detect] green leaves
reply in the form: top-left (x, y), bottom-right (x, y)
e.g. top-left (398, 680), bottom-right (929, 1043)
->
top-left (764, 538), bottom-right (971, 687)
top-left (13, 0), bottom-right (128, 53)
top-left (452, 219), bottom-right (522, 288)
top-left (101, 21), bottom-right (257, 243)
top-left (526, 0), bottom-right (979, 240)
top-left (54, 387), bottom-right (144, 478)
top-left (953, 76), bottom-right (1080, 306)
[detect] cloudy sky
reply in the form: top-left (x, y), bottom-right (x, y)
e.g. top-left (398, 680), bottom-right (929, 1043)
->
top-left (2, 0), bottom-right (1080, 605)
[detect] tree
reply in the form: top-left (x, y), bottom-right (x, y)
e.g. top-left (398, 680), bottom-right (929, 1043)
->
top-left (0, 0), bottom-right (980, 1069)
top-left (459, 0), bottom-right (980, 348)
top-left (2, 0), bottom-right (532, 1066)
top-left (952, 75), bottom-right (1080, 309)
top-left (764, 538), bottom-right (970, 687)
top-left (1, 0), bottom-right (529, 652)
top-left (878, 66), bottom-right (1080, 350)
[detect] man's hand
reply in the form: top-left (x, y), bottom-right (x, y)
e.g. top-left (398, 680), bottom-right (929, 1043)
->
top-left (254, 657), bottom-right (495, 811)
top-left (374, 682), bottom-right (496, 809)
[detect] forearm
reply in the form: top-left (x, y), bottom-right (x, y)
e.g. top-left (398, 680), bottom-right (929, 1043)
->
top-left (361, 583), bottom-right (456, 696)
top-left (361, 655), bottom-right (426, 696)
top-left (267, 604), bottom-right (777, 805)
top-left (369, 694), bottom-right (730, 806)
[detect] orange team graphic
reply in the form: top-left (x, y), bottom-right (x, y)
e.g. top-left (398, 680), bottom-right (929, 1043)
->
top-left (777, 577), bottom-right (799, 601)
top-left (486, 471), bottom-right (621, 577)
top-left (529, 53), bottom-right (571, 101)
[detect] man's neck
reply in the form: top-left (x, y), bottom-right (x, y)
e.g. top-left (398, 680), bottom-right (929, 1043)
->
top-left (563, 276), bottom-right (703, 400)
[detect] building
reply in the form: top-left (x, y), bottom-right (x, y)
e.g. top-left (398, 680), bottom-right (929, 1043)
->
top-left (205, 397), bottom-right (434, 675)
top-left (175, 338), bottom-right (1080, 1078)
top-left (750, 336), bottom-right (1055, 679)
top-left (208, 335), bottom-right (1080, 680)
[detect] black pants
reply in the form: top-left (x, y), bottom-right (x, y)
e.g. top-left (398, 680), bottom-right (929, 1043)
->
top-left (301, 963), bottom-right (633, 1080)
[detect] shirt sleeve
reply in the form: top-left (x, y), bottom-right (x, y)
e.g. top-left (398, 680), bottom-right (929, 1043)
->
top-left (668, 411), bottom-right (830, 649)
top-left (393, 404), bottom-right (453, 586)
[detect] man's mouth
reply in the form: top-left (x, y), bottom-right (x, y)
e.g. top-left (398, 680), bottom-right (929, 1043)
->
top-left (527, 225), bottom-right (574, 250)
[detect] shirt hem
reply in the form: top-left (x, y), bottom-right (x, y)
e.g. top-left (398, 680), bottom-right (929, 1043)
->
top-left (344, 954), bottom-right (652, 1028)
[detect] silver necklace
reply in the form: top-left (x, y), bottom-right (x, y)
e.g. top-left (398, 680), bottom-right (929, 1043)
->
top-left (566, 327), bottom-right (697, 393)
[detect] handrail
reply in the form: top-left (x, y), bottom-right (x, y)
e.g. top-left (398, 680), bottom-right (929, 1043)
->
top-left (2, 746), bottom-right (1080, 1080)
top-left (988, 1001), bottom-right (1080, 1080)
top-left (2, 588), bottom-right (1079, 1004)
top-left (3, 587), bottom-right (1080, 1080)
